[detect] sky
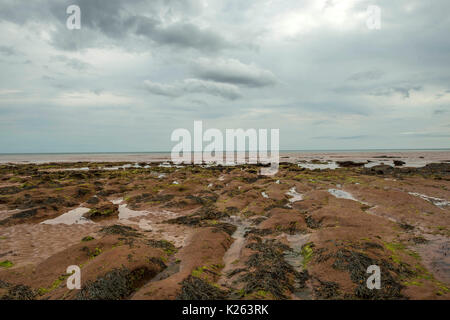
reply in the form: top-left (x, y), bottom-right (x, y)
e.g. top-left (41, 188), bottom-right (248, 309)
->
top-left (0, 0), bottom-right (449, 153)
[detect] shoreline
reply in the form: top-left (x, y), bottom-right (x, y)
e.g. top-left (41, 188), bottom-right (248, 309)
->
top-left (0, 150), bottom-right (449, 168)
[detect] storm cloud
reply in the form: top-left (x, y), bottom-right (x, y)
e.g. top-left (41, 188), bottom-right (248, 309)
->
top-left (0, 0), bottom-right (449, 152)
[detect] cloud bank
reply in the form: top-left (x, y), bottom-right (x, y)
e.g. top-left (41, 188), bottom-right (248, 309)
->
top-left (0, 0), bottom-right (449, 152)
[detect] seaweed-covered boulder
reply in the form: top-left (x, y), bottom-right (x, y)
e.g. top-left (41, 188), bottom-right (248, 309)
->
top-left (99, 225), bottom-right (141, 237)
top-left (1, 284), bottom-right (36, 300)
top-left (76, 267), bottom-right (154, 300)
top-left (83, 202), bottom-right (119, 220)
top-left (177, 276), bottom-right (227, 300)
top-left (393, 160), bottom-right (406, 167)
top-left (363, 165), bottom-right (394, 175)
top-left (86, 196), bottom-right (100, 205)
top-left (337, 161), bottom-right (366, 168)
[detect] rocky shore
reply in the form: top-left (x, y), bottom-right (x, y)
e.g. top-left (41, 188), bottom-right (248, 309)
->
top-left (0, 160), bottom-right (449, 300)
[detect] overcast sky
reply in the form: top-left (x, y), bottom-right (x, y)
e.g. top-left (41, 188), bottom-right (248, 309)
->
top-left (0, 0), bottom-right (449, 153)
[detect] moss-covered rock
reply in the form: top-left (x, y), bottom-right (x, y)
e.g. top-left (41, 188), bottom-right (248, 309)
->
top-left (83, 202), bottom-right (119, 220)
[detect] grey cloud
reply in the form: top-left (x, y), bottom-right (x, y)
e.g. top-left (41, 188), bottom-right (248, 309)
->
top-left (144, 79), bottom-right (242, 100)
top-left (1, 0), bottom-right (230, 52)
top-left (54, 55), bottom-right (90, 70)
top-left (52, 0), bottom-right (229, 52)
top-left (91, 89), bottom-right (104, 95)
top-left (347, 70), bottom-right (384, 81)
top-left (312, 135), bottom-right (370, 140)
top-left (370, 85), bottom-right (422, 98)
top-left (0, 45), bottom-right (17, 56)
top-left (434, 109), bottom-right (449, 115)
top-left (155, 23), bottom-right (229, 52)
top-left (322, 0), bottom-right (335, 10)
top-left (143, 80), bottom-right (181, 98)
top-left (192, 58), bottom-right (277, 88)
top-left (278, 101), bottom-right (371, 116)
top-left (392, 86), bottom-right (422, 98)
top-left (337, 135), bottom-right (370, 140)
top-left (184, 79), bottom-right (241, 100)
top-left (1, 0), bottom-right (450, 152)
top-left (134, 17), bottom-right (230, 51)
top-left (401, 132), bottom-right (450, 138)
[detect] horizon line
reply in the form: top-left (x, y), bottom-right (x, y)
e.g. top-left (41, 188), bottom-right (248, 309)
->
top-left (1, 148), bottom-right (449, 155)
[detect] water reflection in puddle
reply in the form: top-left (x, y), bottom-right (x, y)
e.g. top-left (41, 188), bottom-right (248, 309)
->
top-left (298, 162), bottom-right (339, 170)
top-left (219, 216), bottom-right (251, 286)
top-left (408, 192), bottom-right (450, 209)
top-left (328, 189), bottom-right (359, 201)
top-left (283, 233), bottom-right (313, 300)
top-left (286, 187), bottom-right (303, 203)
top-left (118, 205), bottom-right (149, 220)
top-left (284, 233), bottom-right (310, 272)
top-left (41, 207), bottom-right (92, 225)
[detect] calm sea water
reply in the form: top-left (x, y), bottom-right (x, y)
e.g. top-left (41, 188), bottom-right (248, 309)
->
top-left (0, 149), bottom-right (449, 165)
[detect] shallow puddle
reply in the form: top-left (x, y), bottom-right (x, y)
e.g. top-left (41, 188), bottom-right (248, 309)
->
top-left (408, 192), bottom-right (450, 209)
top-left (284, 233), bottom-right (310, 272)
top-left (298, 162), bottom-right (339, 170)
top-left (159, 162), bottom-right (172, 168)
top-left (365, 206), bottom-right (399, 223)
top-left (41, 207), bottom-right (92, 225)
top-left (283, 233), bottom-right (313, 300)
top-left (60, 167), bottom-right (90, 171)
top-left (111, 198), bottom-right (123, 205)
top-left (137, 219), bottom-right (153, 231)
top-left (219, 217), bottom-right (251, 286)
top-left (286, 187), bottom-right (303, 203)
top-left (116, 199), bottom-right (149, 220)
top-left (328, 188), bottom-right (359, 201)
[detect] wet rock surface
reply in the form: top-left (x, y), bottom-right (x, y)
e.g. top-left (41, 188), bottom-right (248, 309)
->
top-left (0, 161), bottom-right (448, 300)
top-left (83, 202), bottom-right (119, 221)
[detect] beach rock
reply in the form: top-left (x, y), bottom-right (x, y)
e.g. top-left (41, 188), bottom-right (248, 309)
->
top-left (100, 225), bottom-right (141, 237)
top-left (0, 284), bottom-right (36, 300)
top-left (0, 186), bottom-right (21, 195)
top-left (86, 196), bottom-right (100, 205)
top-left (310, 159), bottom-right (328, 164)
top-left (83, 202), bottom-right (119, 221)
top-left (419, 162), bottom-right (450, 174)
top-left (337, 161), bottom-right (365, 168)
top-left (363, 165), bottom-right (394, 175)
top-left (362, 162), bottom-right (450, 177)
top-left (177, 275), bottom-right (227, 300)
top-left (393, 160), bottom-right (406, 166)
top-left (0, 208), bottom-right (39, 226)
